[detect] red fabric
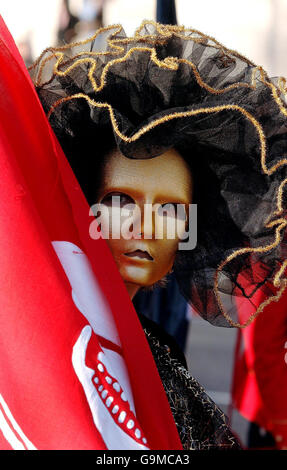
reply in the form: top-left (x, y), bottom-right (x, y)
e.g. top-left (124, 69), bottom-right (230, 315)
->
top-left (231, 286), bottom-right (287, 449)
top-left (0, 16), bottom-right (182, 450)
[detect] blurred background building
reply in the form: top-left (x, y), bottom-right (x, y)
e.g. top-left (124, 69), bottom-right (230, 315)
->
top-left (1, 0), bottom-right (287, 77)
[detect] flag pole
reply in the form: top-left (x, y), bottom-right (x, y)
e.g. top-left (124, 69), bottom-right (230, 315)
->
top-left (156, 0), bottom-right (177, 25)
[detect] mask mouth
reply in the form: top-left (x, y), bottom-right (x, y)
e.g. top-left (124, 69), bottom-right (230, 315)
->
top-left (124, 249), bottom-right (154, 261)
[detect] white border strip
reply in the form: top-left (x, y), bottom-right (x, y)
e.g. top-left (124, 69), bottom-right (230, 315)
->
top-left (0, 394), bottom-right (37, 450)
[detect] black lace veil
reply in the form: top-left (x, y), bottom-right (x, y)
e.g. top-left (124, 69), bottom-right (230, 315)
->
top-left (30, 21), bottom-right (287, 328)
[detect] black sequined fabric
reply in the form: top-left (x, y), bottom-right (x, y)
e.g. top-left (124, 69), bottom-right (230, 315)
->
top-left (140, 315), bottom-right (241, 450)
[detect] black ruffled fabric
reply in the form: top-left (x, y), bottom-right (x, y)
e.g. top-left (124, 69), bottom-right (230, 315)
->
top-left (30, 21), bottom-right (287, 327)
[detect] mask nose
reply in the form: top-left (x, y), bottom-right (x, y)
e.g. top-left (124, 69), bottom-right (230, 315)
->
top-left (130, 203), bottom-right (155, 240)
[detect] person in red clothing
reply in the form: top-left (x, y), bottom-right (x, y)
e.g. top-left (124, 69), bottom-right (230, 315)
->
top-left (232, 287), bottom-right (287, 449)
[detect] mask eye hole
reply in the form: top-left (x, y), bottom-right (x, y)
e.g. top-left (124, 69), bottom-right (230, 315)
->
top-left (100, 192), bottom-right (135, 207)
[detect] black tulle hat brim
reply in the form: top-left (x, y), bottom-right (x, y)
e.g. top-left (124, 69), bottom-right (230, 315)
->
top-left (30, 21), bottom-right (287, 327)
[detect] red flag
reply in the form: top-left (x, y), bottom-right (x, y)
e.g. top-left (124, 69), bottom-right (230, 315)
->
top-left (0, 17), bottom-right (182, 450)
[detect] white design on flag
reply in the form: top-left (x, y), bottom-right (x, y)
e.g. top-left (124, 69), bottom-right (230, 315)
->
top-left (52, 241), bottom-right (148, 449)
top-left (72, 326), bottom-right (149, 450)
top-left (52, 241), bottom-right (120, 345)
top-left (0, 394), bottom-right (37, 450)
top-left (52, 241), bottom-right (135, 411)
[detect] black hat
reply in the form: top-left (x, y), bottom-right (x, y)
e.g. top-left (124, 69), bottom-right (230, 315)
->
top-left (30, 21), bottom-right (287, 328)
